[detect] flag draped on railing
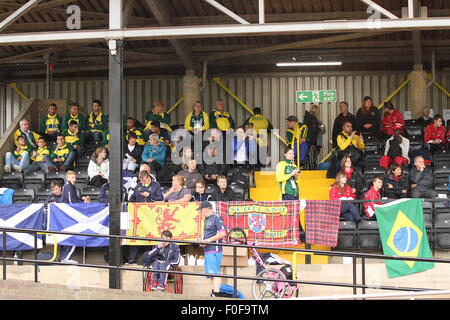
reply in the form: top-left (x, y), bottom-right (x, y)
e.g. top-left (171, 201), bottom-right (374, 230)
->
top-left (47, 203), bottom-right (109, 247)
top-left (218, 201), bottom-right (300, 247)
top-left (304, 200), bottom-right (341, 247)
top-left (0, 203), bottom-right (44, 250)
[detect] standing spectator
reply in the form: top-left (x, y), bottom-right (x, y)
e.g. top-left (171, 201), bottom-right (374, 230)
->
top-left (381, 101), bottom-right (405, 140)
top-left (145, 100), bottom-right (171, 132)
top-left (409, 156), bottom-right (436, 199)
top-left (142, 133), bottom-right (167, 175)
top-left (4, 135), bottom-right (31, 173)
top-left (209, 99), bottom-right (235, 131)
top-left (163, 175), bottom-right (192, 202)
top-left (336, 121), bottom-right (365, 168)
top-left (63, 120), bottom-right (84, 160)
top-left (379, 123), bottom-right (410, 172)
top-left (191, 181), bottom-right (212, 202)
top-left (329, 171), bottom-right (362, 222)
top-left (424, 114), bottom-right (447, 154)
top-left (243, 107), bottom-right (272, 168)
top-left (332, 101), bottom-right (356, 148)
top-left (232, 126), bottom-right (257, 165)
top-left (340, 156), bottom-right (364, 199)
top-left (40, 103), bottom-right (62, 143)
top-left (184, 101), bottom-right (210, 134)
top-left (286, 115), bottom-right (308, 164)
top-left (85, 99), bottom-right (108, 145)
top-left (303, 104), bottom-right (324, 149)
top-left (60, 170), bottom-right (90, 264)
top-left (383, 163), bottom-right (409, 199)
top-left (276, 147), bottom-right (300, 200)
top-left (364, 175), bottom-right (383, 219)
top-left (123, 132), bottom-right (142, 173)
top-left (13, 119), bottom-right (40, 149)
top-left (210, 175), bottom-right (236, 201)
top-left (355, 96), bottom-right (381, 139)
top-left (62, 103), bottom-right (85, 132)
top-left (50, 134), bottom-right (75, 172)
top-left (24, 137), bottom-right (55, 175)
top-left (416, 106), bottom-right (432, 127)
top-left (196, 201), bottom-right (227, 297)
top-left (125, 117), bottom-right (147, 147)
top-left (243, 107), bottom-right (273, 135)
top-left (177, 159), bottom-right (204, 193)
top-left (88, 147), bottom-right (109, 188)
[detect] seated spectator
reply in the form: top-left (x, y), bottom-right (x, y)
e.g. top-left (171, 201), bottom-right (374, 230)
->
top-left (24, 136), bottom-right (54, 175)
top-left (4, 135), bottom-right (31, 173)
top-left (184, 101), bottom-right (210, 134)
top-left (163, 175), bottom-right (192, 202)
top-left (140, 230), bottom-right (180, 292)
top-left (125, 117), bottom-right (147, 147)
top-left (191, 180), bottom-right (212, 202)
top-left (381, 101), bottom-right (405, 140)
top-left (210, 175), bottom-right (236, 201)
top-left (129, 170), bottom-right (164, 203)
top-left (286, 115), bottom-right (308, 164)
top-left (209, 99), bottom-right (235, 132)
top-left (62, 103), bottom-right (85, 133)
top-left (233, 126), bottom-right (257, 165)
top-left (13, 118), bottom-right (40, 149)
top-left (50, 134), bottom-right (75, 172)
top-left (98, 181), bottom-right (110, 204)
top-left (364, 175), bottom-right (383, 219)
top-left (332, 101), bottom-right (356, 148)
top-left (123, 132), bottom-right (142, 173)
top-left (355, 96), bottom-right (381, 139)
top-left (409, 155), bottom-right (436, 199)
top-left (425, 114), bottom-right (447, 154)
top-left (88, 147), bottom-right (109, 187)
top-left (46, 180), bottom-right (63, 205)
top-left (147, 120), bottom-right (171, 150)
top-left (40, 103), bottom-right (62, 143)
top-left (63, 120), bottom-right (84, 160)
top-left (340, 156), bottom-right (364, 199)
top-left (416, 106), bottom-right (432, 127)
top-left (329, 171), bottom-right (362, 222)
top-left (336, 121), bottom-right (365, 169)
top-left (145, 100), bottom-right (171, 132)
top-left (379, 123), bottom-right (409, 172)
top-left (85, 99), bottom-right (107, 145)
top-left (383, 163), bottom-right (408, 199)
top-left (177, 159), bottom-right (204, 193)
top-left (276, 147), bottom-right (300, 201)
top-left (142, 133), bottom-right (167, 175)
top-left (202, 128), bottom-right (227, 164)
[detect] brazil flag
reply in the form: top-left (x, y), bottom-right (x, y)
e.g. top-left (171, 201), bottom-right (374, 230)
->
top-left (374, 198), bottom-right (434, 278)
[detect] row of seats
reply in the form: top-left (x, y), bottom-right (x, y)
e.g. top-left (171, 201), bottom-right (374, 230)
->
top-left (336, 207), bottom-right (450, 250)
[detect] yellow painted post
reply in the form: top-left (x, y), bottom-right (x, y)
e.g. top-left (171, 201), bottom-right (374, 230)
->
top-left (9, 82), bottom-right (29, 102)
top-left (376, 74), bottom-right (411, 109)
top-left (426, 73), bottom-right (450, 98)
top-left (213, 77), bottom-right (254, 115)
top-left (292, 251), bottom-right (314, 280)
top-left (37, 232), bottom-right (58, 262)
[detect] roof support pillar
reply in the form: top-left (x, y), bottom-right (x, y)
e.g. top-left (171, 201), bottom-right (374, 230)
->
top-left (183, 69), bottom-right (199, 121)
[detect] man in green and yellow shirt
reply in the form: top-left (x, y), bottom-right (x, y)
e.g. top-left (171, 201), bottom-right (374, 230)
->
top-left (209, 99), bottom-right (235, 131)
top-left (145, 100), bottom-right (171, 132)
top-left (85, 99), bottom-right (108, 144)
top-left (276, 147), bottom-right (300, 200)
top-left (4, 135), bottom-right (32, 173)
top-left (50, 134), bottom-right (75, 172)
top-left (40, 103), bottom-right (62, 142)
top-left (286, 115), bottom-right (309, 164)
top-left (184, 101), bottom-right (210, 133)
top-left (24, 136), bottom-right (55, 174)
top-left (62, 103), bottom-right (86, 133)
top-left (125, 117), bottom-right (147, 147)
top-left (63, 120), bottom-right (84, 159)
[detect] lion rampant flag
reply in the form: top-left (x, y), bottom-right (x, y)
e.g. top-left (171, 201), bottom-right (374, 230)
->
top-left (125, 202), bottom-right (204, 245)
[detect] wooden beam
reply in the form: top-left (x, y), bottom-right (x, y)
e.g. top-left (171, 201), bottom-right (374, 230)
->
top-left (0, 0), bottom-right (42, 32)
top-left (0, 45), bottom-right (71, 64)
top-left (123, 0), bottom-right (136, 27)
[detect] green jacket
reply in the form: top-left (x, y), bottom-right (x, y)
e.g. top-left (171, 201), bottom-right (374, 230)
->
top-left (85, 111), bottom-right (108, 133)
top-left (275, 159), bottom-right (299, 197)
top-left (209, 110), bottom-right (235, 131)
top-left (40, 114), bottom-right (62, 135)
top-left (63, 129), bottom-right (84, 150)
top-left (50, 143), bottom-right (74, 162)
top-left (62, 113), bottom-right (86, 132)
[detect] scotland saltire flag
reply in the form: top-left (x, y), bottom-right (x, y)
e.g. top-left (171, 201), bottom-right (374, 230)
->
top-left (0, 204), bottom-right (44, 250)
top-left (47, 203), bottom-right (109, 247)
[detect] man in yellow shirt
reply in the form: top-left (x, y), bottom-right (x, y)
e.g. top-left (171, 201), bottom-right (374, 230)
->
top-left (184, 101), bottom-right (210, 133)
top-left (336, 120), bottom-right (365, 168)
top-left (209, 99), bottom-right (235, 132)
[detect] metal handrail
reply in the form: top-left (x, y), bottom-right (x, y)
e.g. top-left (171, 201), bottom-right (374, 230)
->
top-left (3, 223), bottom-right (450, 300)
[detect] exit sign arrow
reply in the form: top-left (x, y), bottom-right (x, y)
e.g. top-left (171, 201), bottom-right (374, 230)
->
top-left (296, 90), bottom-right (337, 103)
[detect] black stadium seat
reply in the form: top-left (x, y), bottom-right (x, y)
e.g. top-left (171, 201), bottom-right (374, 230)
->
top-left (80, 186), bottom-right (101, 202)
top-left (23, 170), bottom-right (45, 190)
top-left (0, 172), bottom-right (23, 189)
top-left (35, 187), bottom-right (53, 203)
top-left (336, 220), bottom-right (357, 250)
top-left (44, 171), bottom-right (66, 188)
top-left (13, 188), bottom-right (35, 203)
top-left (357, 219), bottom-right (381, 250)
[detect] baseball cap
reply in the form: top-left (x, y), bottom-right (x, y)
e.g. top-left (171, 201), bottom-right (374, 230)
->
top-left (196, 201), bottom-right (212, 211)
top-left (286, 115), bottom-right (298, 122)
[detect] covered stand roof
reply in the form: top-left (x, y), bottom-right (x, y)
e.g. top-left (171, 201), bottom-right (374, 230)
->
top-left (0, 0), bottom-right (449, 80)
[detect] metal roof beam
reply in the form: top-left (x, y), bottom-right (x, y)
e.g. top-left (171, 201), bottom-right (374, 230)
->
top-left (360, 0), bottom-right (399, 19)
top-left (0, 0), bottom-right (41, 32)
top-left (203, 0), bottom-right (250, 25)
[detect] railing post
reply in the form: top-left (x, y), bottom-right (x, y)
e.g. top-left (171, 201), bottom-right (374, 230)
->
top-left (362, 257), bottom-right (366, 296)
top-left (34, 232), bottom-right (38, 283)
top-left (352, 255), bottom-right (357, 295)
top-left (233, 245), bottom-right (237, 298)
top-left (2, 228), bottom-right (6, 280)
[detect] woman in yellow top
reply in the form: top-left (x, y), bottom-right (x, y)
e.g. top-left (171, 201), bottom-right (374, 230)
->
top-left (276, 147), bottom-right (300, 200)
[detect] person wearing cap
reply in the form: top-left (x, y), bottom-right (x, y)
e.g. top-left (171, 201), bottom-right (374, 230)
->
top-left (196, 201), bottom-right (226, 298)
top-left (381, 101), bottom-right (405, 141)
top-left (355, 96), bottom-right (381, 139)
top-left (379, 123), bottom-right (410, 171)
top-left (286, 115), bottom-right (309, 165)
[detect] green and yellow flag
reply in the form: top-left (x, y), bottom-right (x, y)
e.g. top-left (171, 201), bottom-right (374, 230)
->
top-left (375, 198), bottom-right (434, 278)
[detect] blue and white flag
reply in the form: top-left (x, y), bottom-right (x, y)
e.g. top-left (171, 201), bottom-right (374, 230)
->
top-left (47, 203), bottom-right (109, 247)
top-left (0, 204), bottom-right (44, 250)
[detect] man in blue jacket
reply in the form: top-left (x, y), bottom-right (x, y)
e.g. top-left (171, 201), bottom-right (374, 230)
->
top-left (142, 133), bottom-right (166, 175)
top-left (141, 230), bottom-right (180, 291)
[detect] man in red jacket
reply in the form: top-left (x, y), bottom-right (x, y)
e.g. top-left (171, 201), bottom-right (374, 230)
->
top-left (381, 101), bottom-right (405, 139)
top-left (425, 114), bottom-right (447, 154)
top-left (364, 175), bottom-right (383, 219)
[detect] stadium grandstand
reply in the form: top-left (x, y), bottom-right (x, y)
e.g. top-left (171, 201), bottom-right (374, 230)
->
top-left (0, 0), bottom-right (449, 303)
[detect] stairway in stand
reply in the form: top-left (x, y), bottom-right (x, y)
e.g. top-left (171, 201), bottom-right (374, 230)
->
top-left (249, 170), bottom-right (335, 264)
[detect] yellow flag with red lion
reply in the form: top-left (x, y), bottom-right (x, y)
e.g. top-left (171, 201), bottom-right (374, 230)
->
top-left (125, 202), bottom-right (204, 245)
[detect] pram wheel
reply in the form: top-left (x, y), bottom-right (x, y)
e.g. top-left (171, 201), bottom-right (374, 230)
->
top-left (252, 268), bottom-right (287, 299)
